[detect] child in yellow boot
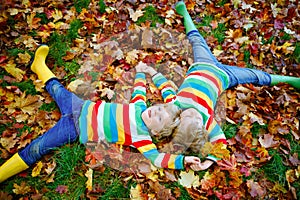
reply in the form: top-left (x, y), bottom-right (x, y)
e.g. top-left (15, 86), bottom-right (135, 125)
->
top-left (0, 45), bottom-right (204, 183)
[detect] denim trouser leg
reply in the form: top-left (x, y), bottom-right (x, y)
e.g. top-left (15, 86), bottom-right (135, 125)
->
top-left (19, 79), bottom-right (84, 166)
top-left (187, 31), bottom-right (272, 88)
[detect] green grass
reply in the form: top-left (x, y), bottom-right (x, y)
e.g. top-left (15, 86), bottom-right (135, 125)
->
top-left (35, 13), bottom-right (50, 25)
top-left (293, 42), bottom-right (300, 63)
top-left (39, 101), bottom-right (58, 112)
top-left (166, 182), bottom-right (193, 200)
top-left (11, 80), bottom-right (38, 95)
top-left (251, 122), bottom-right (268, 138)
top-left (64, 59), bottom-right (81, 76)
top-left (216, 0), bottom-right (229, 6)
top-left (45, 142), bottom-right (87, 199)
top-left (99, 0), bottom-right (106, 14)
top-left (196, 15), bottom-right (227, 44)
top-left (7, 48), bottom-right (26, 57)
top-left (74, 0), bottom-right (91, 13)
top-left (261, 149), bottom-right (289, 186)
top-left (222, 122), bottom-right (238, 139)
top-left (136, 5), bottom-right (164, 27)
top-left (212, 23), bottom-right (227, 44)
top-left (67, 19), bottom-right (83, 41)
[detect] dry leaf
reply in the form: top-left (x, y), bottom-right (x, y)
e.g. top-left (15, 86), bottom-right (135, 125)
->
top-left (128, 8), bottom-right (144, 22)
top-left (178, 170), bottom-right (200, 188)
top-left (32, 161), bottom-right (43, 177)
top-left (13, 182), bottom-right (31, 195)
top-left (85, 168), bottom-right (93, 191)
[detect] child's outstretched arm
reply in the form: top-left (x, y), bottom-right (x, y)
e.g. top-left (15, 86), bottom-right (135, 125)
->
top-left (135, 61), bottom-right (177, 103)
top-left (130, 62), bottom-right (148, 104)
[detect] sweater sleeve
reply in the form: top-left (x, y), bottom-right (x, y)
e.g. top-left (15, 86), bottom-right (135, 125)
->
top-left (130, 72), bottom-right (147, 104)
top-left (152, 73), bottom-right (177, 103)
top-left (133, 140), bottom-right (185, 169)
top-left (206, 119), bottom-right (228, 162)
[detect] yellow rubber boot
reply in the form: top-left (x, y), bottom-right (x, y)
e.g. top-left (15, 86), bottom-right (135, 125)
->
top-left (29, 45), bottom-right (56, 84)
top-left (0, 153), bottom-right (29, 183)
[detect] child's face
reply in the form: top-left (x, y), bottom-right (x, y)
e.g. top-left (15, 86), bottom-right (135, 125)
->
top-left (141, 105), bottom-right (172, 134)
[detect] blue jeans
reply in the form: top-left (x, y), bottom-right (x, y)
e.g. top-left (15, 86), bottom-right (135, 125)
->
top-left (187, 30), bottom-right (271, 88)
top-left (19, 79), bottom-right (84, 166)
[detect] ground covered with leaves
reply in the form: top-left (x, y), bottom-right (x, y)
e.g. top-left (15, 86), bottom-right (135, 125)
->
top-left (0, 0), bottom-right (300, 199)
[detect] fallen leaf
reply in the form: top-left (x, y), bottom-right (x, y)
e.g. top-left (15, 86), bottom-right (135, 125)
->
top-left (1, 60), bottom-right (25, 81)
top-left (32, 161), bottom-right (43, 177)
top-left (128, 8), bottom-right (144, 22)
top-left (130, 184), bottom-right (144, 200)
top-left (56, 185), bottom-right (68, 194)
top-left (258, 134), bottom-right (279, 148)
top-left (85, 168), bottom-right (93, 191)
top-left (178, 170), bottom-right (200, 188)
top-left (13, 182), bottom-right (31, 195)
top-left (246, 179), bottom-right (266, 198)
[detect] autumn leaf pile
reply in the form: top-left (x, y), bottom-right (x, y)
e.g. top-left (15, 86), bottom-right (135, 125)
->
top-left (0, 0), bottom-right (300, 199)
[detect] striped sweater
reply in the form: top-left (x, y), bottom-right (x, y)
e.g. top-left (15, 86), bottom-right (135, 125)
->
top-left (152, 62), bottom-right (230, 162)
top-left (79, 73), bottom-right (185, 169)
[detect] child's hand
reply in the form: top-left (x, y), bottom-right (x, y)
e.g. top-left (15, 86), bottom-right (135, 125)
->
top-left (189, 160), bottom-right (214, 171)
top-left (135, 61), bottom-right (157, 76)
top-left (184, 156), bottom-right (201, 168)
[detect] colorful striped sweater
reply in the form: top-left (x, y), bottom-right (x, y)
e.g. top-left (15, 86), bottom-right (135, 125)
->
top-left (79, 73), bottom-right (185, 169)
top-left (152, 62), bottom-right (230, 162)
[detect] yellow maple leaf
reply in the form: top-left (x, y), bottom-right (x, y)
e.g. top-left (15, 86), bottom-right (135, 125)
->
top-left (32, 161), bottom-right (43, 177)
top-left (85, 168), bottom-right (93, 191)
top-left (1, 60), bottom-right (25, 81)
top-left (209, 142), bottom-right (230, 160)
top-left (178, 170), bottom-right (200, 188)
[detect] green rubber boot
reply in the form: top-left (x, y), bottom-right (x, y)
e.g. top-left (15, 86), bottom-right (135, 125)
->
top-left (270, 74), bottom-right (300, 89)
top-left (175, 1), bottom-right (198, 34)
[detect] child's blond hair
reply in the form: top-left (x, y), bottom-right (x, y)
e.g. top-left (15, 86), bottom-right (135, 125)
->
top-left (158, 106), bottom-right (208, 153)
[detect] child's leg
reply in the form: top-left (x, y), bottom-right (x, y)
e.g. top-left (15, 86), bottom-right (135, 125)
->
top-left (0, 116), bottom-right (78, 182)
top-left (220, 63), bottom-right (300, 89)
top-left (19, 116), bottom-right (78, 166)
top-left (175, 1), bottom-right (219, 65)
top-left (219, 64), bottom-right (272, 88)
top-left (45, 79), bottom-right (84, 119)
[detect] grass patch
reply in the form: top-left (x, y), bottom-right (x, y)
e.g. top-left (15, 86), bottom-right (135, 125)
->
top-left (45, 142), bottom-right (87, 199)
top-left (67, 19), bottom-right (83, 41)
top-left (48, 32), bottom-right (69, 66)
top-left (64, 60), bottom-right (81, 76)
top-left (166, 182), bottom-right (193, 200)
top-left (99, 0), bottom-right (106, 14)
top-left (216, 0), bottom-right (229, 6)
top-left (39, 101), bottom-right (57, 112)
top-left (261, 149), bottom-right (288, 186)
top-left (222, 122), bottom-right (238, 139)
top-left (251, 122), bottom-right (268, 138)
top-left (11, 80), bottom-right (38, 95)
top-left (136, 5), bottom-right (164, 27)
top-left (212, 23), bottom-right (226, 44)
top-left (35, 13), bottom-right (50, 24)
top-left (293, 42), bottom-right (300, 63)
top-left (7, 48), bottom-right (25, 57)
top-left (196, 15), bottom-right (226, 44)
top-left (74, 0), bottom-right (91, 13)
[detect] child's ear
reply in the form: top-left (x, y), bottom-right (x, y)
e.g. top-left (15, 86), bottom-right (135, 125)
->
top-left (151, 130), bottom-right (159, 136)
